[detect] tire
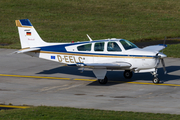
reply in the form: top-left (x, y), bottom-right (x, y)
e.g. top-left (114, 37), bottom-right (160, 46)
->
top-left (98, 76), bottom-right (108, 84)
top-left (124, 70), bottom-right (133, 79)
top-left (153, 77), bottom-right (159, 84)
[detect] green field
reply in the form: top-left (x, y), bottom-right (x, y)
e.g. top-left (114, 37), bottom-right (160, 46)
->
top-left (0, 106), bottom-right (180, 120)
top-left (163, 44), bottom-right (180, 58)
top-left (1, 0), bottom-right (180, 55)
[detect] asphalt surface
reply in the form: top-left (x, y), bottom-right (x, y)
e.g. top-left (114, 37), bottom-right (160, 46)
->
top-left (0, 48), bottom-right (180, 114)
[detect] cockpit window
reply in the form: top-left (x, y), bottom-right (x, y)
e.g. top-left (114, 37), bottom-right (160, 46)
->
top-left (107, 42), bottom-right (121, 52)
top-left (77, 44), bottom-right (92, 51)
top-left (120, 40), bottom-right (137, 50)
top-left (94, 42), bottom-right (104, 51)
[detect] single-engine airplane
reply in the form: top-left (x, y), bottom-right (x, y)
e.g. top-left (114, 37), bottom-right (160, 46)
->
top-left (14, 19), bottom-right (167, 84)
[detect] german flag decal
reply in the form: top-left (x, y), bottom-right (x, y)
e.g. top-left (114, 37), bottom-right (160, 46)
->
top-left (26, 32), bottom-right (31, 36)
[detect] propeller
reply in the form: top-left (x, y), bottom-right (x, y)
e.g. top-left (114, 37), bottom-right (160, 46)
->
top-left (157, 52), bottom-right (167, 74)
top-left (161, 58), bottom-right (167, 74)
top-left (161, 36), bottom-right (167, 74)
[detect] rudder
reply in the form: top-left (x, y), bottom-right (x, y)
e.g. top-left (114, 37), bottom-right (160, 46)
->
top-left (15, 19), bottom-right (48, 48)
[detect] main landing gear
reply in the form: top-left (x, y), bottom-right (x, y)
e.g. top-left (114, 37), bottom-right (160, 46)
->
top-left (98, 76), bottom-right (108, 84)
top-left (97, 69), bottom-right (160, 85)
top-left (98, 70), bottom-right (133, 84)
top-left (123, 70), bottom-right (160, 84)
top-left (124, 70), bottom-right (133, 79)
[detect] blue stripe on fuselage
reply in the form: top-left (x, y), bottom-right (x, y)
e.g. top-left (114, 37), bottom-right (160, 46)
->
top-left (40, 50), bottom-right (155, 58)
top-left (66, 52), bottom-right (155, 58)
top-left (39, 39), bottom-right (123, 53)
top-left (39, 40), bottom-right (155, 58)
top-left (39, 42), bottom-right (92, 52)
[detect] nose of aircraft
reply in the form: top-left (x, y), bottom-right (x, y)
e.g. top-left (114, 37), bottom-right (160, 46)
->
top-left (157, 52), bottom-right (167, 58)
top-left (156, 52), bottom-right (167, 74)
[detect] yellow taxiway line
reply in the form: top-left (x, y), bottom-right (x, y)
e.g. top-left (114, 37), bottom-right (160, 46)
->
top-left (0, 74), bottom-right (180, 87)
top-left (110, 81), bottom-right (180, 87)
top-left (0, 74), bottom-right (70, 80)
top-left (0, 105), bottom-right (30, 109)
top-left (74, 78), bottom-right (96, 82)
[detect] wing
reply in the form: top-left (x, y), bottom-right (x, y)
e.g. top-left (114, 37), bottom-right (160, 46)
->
top-left (75, 62), bottom-right (131, 69)
top-left (142, 44), bottom-right (167, 52)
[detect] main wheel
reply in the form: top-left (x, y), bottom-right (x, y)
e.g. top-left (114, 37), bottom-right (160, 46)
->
top-left (152, 77), bottom-right (160, 84)
top-left (98, 76), bottom-right (108, 84)
top-left (123, 70), bottom-right (133, 79)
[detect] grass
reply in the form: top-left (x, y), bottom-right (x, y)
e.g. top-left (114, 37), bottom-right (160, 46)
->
top-left (163, 44), bottom-right (180, 58)
top-left (0, 106), bottom-right (180, 120)
top-left (1, 0), bottom-right (180, 48)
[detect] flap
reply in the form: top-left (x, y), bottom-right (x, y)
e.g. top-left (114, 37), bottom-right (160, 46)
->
top-left (76, 62), bottom-right (131, 68)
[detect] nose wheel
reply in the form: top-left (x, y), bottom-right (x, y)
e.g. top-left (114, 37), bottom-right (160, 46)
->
top-left (124, 70), bottom-right (133, 79)
top-left (98, 76), bottom-right (108, 84)
top-left (151, 69), bottom-right (160, 84)
top-left (152, 77), bottom-right (160, 84)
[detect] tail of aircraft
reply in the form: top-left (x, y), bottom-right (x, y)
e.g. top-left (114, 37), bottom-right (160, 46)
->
top-left (15, 19), bottom-right (49, 48)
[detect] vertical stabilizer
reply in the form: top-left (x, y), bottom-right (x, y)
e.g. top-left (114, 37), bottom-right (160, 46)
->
top-left (15, 19), bottom-right (49, 48)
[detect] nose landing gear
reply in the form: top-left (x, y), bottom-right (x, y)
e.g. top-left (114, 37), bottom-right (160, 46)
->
top-left (153, 77), bottom-right (160, 84)
top-left (151, 70), bottom-right (160, 84)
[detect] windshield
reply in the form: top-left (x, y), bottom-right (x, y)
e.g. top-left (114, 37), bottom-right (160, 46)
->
top-left (119, 40), bottom-right (137, 50)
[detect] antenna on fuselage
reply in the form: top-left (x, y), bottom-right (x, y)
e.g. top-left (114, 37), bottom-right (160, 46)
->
top-left (86, 34), bottom-right (92, 41)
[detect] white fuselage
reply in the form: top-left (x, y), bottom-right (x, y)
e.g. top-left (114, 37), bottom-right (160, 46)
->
top-left (27, 39), bottom-right (161, 73)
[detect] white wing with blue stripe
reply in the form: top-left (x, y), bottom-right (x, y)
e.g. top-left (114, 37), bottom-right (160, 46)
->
top-left (142, 44), bottom-right (167, 52)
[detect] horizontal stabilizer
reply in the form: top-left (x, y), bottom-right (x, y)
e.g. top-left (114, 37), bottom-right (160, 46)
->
top-left (13, 47), bottom-right (40, 54)
top-left (142, 44), bottom-right (167, 52)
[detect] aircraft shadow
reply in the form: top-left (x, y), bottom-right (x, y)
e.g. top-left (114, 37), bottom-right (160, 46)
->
top-left (37, 66), bottom-right (95, 77)
top-left (36, 65), bottom-right (180, 86)
top-left (107, 66), bottom-right (180, 82)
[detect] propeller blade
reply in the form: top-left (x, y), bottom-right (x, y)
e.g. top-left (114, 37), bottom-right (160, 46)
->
top-left (161, 58), bottom-right (167, 74)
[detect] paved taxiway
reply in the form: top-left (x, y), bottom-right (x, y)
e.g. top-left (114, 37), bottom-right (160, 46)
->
top-left (0, 48), bottom-right (180, 114)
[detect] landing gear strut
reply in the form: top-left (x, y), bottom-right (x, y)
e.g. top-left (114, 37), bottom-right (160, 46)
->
top-left (124, 70), bottom-right (133, 79)
top-left (151, 70), bottom-right (160, 84)
top-left (98, 76), bottom-right (108, 84)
